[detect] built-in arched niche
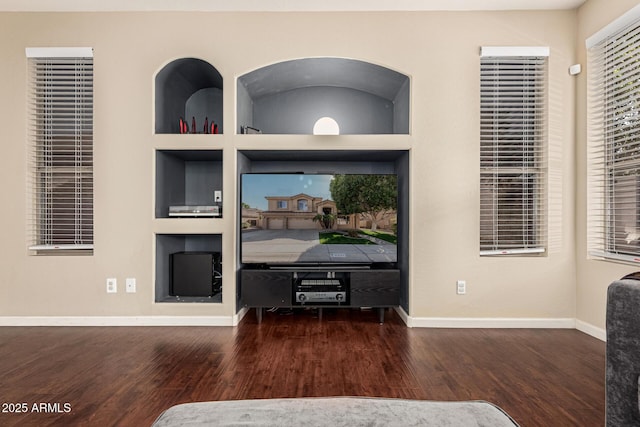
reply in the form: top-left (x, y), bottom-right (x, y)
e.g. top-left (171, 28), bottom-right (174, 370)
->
top-left (155, 58), bottom-right (223, 134)
top-left (237, 58), bottom-right (410, 135)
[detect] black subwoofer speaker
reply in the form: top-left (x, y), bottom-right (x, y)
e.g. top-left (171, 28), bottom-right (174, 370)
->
top-left (170, 252), bottom-right (221, 297)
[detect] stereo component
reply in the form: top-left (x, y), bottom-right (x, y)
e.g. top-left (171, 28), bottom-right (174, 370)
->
top-left (293, 273), bottom-right (349, 305)
top-left (168, 205), bottom-right (221, 217)
top-left (295, 291), bottom-right (347, 303)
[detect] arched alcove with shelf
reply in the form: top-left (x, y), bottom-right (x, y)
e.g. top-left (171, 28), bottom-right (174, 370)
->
top-left (237, 58), bottom-right (410, 135)
top-left (155, 58), bottom-right (223, 134)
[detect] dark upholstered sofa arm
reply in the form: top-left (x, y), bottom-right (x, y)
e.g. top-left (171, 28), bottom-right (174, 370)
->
top-left (606, 279), bottom-right (640, 427)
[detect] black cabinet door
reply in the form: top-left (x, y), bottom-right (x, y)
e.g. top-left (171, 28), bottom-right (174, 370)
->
top-left (350, 270), bottom-right (400, 306)
top-left (241, 270), bottom-right (292, 307)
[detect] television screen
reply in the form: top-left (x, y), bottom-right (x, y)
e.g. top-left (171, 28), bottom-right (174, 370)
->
top-left (241, 173), bottom-right (398, 266)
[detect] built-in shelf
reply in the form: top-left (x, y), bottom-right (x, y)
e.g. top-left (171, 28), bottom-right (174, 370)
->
top-left (155, 233), bottom-right (223, 303)
top-left (155, 149), bottom-right (223, 219)
top-left (149, 56), bottom-right (412, 312)
top-left (237, 57), bottom-right (410, 135)
top-left (155, 58), bottom-right (223, 134)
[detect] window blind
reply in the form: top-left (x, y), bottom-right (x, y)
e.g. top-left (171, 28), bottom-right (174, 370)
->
top-left (587, 13), bottom-right (640, 263)
top-left (27, 48), bottom-right (94, 252)
top-left (479, 47), bottom-right (548, 255)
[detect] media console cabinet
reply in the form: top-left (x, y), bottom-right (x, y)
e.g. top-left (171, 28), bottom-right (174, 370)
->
top-left (240, 268), bottom-right (400, 323)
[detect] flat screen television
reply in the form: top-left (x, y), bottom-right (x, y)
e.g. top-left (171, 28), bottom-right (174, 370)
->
top-left (240, 173), bottom-right (398, 268)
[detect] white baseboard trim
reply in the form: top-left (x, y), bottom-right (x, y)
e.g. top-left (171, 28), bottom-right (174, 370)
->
top-left (405, 316), bottom-right (577, 329)
top-left (575, 319), bottom-right (606, 342)
top-left (0, 316), bottom-right (237, 327)
top-left (233, 307), bottom-right (249, 326)
top-left (0, 314), bottom-right (607, 341)
top-left (393, 306), bottom-right (410, 326)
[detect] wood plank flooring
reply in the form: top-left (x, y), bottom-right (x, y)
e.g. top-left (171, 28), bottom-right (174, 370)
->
top-left (0, 309), bottom-right (605, 426)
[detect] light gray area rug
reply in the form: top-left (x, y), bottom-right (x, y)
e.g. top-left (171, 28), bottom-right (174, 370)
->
top-left (152, 397), bottom-right (519, 426)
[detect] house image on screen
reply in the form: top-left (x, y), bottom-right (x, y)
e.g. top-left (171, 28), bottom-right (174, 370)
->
top-left (256, 193), bottom-right (352, 230)
top-left (241, 193), bottom-right (397, 231)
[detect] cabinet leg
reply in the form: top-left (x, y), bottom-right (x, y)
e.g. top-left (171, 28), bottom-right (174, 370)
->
top-left (378, 307), bottom-right (385, 324)
top-left (256, 307), bottom-right (263, 324)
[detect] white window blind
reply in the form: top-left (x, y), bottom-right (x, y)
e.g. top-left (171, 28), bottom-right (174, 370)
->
top-left (587, 11), bottom-right (640, 264)
top-left (27, 48), bottom-right (94, 252)
top-left (479, 47), bottom-right (548, 255)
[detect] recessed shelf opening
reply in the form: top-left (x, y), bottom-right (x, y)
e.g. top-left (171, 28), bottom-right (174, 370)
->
top-left (236, 149), bottom-right (410, 312)
top-left (155, 149), bottom-right (223, 219)
top-left (155, 233), bottom-right (223, 303)
top-left (155, 58), bottom-right (223, 134)
top-left (237, 58), bottom-right (410, 135)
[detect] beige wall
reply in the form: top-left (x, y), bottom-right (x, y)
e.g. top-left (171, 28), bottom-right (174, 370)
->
top-left (0, 10), bottom-right (580, 324)
top-left (574, 0), bottom-right (640, 332)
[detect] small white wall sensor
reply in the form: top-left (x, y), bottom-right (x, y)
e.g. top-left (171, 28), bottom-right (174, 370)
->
top-left (569, 64), bottom-right (582, 76)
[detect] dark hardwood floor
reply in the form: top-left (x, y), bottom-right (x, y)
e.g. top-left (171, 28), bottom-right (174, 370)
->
top-left (0, 309), bottom-right (605, 426)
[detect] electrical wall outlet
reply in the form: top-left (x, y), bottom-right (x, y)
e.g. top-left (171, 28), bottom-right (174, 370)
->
top-left (125, 278), bottom-right (136, 293)
top-left (106, 278), bottom-right (117, 293)
top-left (456, 280), bottom-right (466, 295)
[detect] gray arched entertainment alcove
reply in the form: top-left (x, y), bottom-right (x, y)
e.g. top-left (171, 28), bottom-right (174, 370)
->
top-left (236, 57), bottom-right (410, 135)
top-left (235, 58), bottom-right (411, 319)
